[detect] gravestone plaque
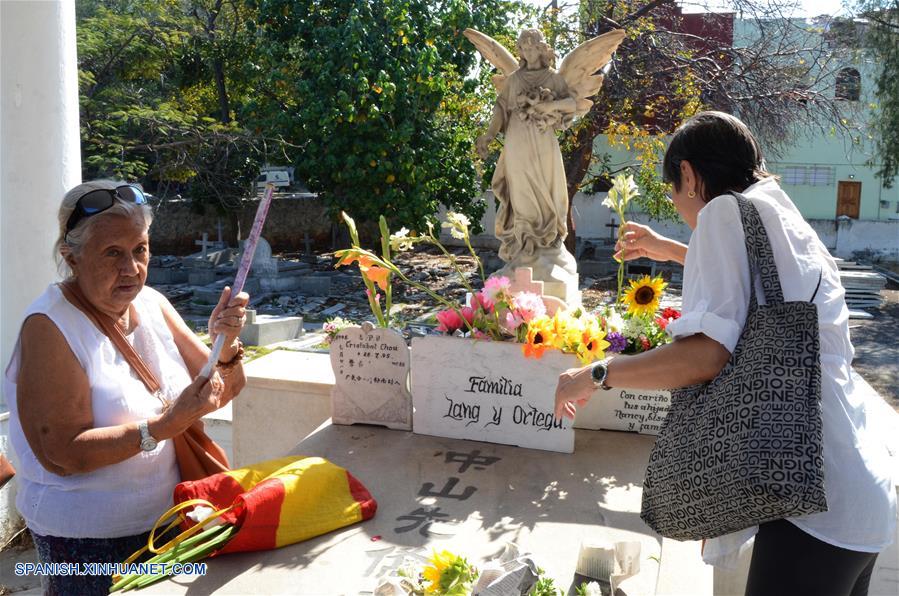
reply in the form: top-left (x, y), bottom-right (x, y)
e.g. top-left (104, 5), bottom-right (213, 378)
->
top-left (411, 336), bottom-right (575, 453)
top-left (574, 387), bottom-right (671, 435)
top-left (330, 322), bottom-right (412, 430)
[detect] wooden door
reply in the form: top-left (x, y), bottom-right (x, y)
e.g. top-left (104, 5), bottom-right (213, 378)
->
top-left (836, 181), bottom-right (861, 218)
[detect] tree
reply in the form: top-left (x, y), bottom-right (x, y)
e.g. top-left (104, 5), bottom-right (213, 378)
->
top-left (76, 0), bottom-right (286, 210)
top-left (857, 0), bottom-right (899, 186)
top-left (247, 0), bottom-right (522, 233)
top-left (516, 1), bottom-right (859, 249)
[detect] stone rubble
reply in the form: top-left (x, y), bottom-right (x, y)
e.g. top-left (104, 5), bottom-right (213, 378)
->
top-left (150, 239), bottom-right (684, 340)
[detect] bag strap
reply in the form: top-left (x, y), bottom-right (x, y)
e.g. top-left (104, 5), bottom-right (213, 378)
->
top-left (58, 281), bottom-right (162, 397)
top-left (733, 193), bottom-right (785, 306)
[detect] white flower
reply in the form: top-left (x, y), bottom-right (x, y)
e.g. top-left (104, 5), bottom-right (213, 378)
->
top-left (605, 309), bottom-right (625, 333)
top-left (611, 173), bottom-right (639, 211)
top-left (442, 211), bottom-right (471, 240)
top-left (623, 316), bottom-right (645, 339)
top-left (583, 582), bottom-right (602, 596)
top-left (389, 227), bottom-right (415, 251)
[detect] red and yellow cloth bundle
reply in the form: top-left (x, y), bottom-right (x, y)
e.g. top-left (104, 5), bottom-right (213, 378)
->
top-left (174, 455), bottom-right (377, 554)
top-left (111, 456), bottom-right (376, 591)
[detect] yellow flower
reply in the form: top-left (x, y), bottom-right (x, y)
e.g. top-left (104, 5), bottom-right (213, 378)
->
top-left (523, 315), bottom-right (555, 359)
top-left (551, 312), bottom-right (582, 352)
top-left (422, 550), bottom-right (455, 592)
top-left (622, 275), bottom-right (667, 317)
top-left (577, 319), bottom-right (611, 364)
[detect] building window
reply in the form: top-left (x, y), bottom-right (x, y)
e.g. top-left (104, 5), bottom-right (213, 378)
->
top-left (776, 165), bottom-right (836, 186)
top-left (781, 166), bottom-right (807, 185)
top-left (835, 68), bottom-right (861, 101)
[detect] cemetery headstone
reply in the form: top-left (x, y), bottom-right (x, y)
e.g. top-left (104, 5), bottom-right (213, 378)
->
top-left (574, 387), bottom-right (671, 435)
top-left (330, 321), bottom-right (412, 430)
top-left (410, 335), bottom-right (575, 453)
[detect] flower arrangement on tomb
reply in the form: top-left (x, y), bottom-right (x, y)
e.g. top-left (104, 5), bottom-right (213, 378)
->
top-left (334, 209), bottom-right (677, 364)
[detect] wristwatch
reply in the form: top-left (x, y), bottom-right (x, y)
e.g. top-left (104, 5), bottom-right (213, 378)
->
top-left (138, 420), bottom-right (158, 452)
top-left (591, 360), bottom-right (612, 390)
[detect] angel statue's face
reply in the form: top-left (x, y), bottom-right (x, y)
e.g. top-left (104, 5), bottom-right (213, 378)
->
top-left (519, 40), bottom-right (542, 69)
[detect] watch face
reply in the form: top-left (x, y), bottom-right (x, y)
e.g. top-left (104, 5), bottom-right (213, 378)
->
top-left (141, 437), bottom-right (157, 451)
top-left (592, 363), bottom-right (607, 385)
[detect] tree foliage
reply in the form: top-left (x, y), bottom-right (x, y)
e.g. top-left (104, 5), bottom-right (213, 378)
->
top-left (246, 0), bottom-right (521, 233)
top-left (76, 0), bottom-right (283, 210)
top-left (858, 0), bottom-right (899, 186)
top-left (513, 0), bottom-right (860, 238)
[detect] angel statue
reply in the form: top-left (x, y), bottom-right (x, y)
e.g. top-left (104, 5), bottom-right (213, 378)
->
top-left (466, 27), bottom-right (626, 304)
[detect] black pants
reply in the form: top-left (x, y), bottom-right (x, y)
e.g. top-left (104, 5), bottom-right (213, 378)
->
top-left (745, 519), bottom-right (879, 596)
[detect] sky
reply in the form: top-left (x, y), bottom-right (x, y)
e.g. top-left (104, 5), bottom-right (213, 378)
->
top-left (523, 0), bottom-right (851, 18)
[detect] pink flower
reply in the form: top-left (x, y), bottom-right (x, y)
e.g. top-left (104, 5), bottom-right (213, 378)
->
top-left (435, 307), bottom-right (475, 334)
top-left (512, 292), bottom-right (546, 323)
top-left (365, 288), bottom-right (381, 305)
top-left (502, 310), bottom-right (524, 332)
top-left (472, 291), bottom-right (495, 314)
top-left (482, 276), bottom-right (511, 302)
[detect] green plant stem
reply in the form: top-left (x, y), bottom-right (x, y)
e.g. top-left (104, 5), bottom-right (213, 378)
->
top-left (427, 233), bottom-right (478, 297)
top-left (111, 524), bottom-right (233, 592)
top-left (378, 216), bottom-right (393, 326)
top-left (124, 525), bottom-right (237, 591)
top-left (463, 234), bottom-right (486, 283)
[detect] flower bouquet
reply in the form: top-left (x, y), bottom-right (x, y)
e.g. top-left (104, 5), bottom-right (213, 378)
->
top-left (375, 547), bottom-right (587, 596)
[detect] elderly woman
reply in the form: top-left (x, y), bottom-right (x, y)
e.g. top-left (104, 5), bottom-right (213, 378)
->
top-left (555, 112), bottom-right (895, 595)
top-left (4, 180), bottom-right (248, 594)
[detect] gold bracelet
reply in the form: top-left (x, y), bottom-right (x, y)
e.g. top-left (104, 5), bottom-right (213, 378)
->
top-left (216, 340), bottom-right (244, 372)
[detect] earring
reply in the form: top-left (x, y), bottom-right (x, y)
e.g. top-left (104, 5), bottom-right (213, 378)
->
top-left (688, 190), bottom-right (696, 198)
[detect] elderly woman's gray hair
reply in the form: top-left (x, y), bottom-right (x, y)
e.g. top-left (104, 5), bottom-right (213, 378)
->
top-left (55, 180), bottom-right (154, 277)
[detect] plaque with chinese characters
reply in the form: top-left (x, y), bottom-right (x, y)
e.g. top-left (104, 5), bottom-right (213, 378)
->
top-left (330, 322), bottom-right (412, 430)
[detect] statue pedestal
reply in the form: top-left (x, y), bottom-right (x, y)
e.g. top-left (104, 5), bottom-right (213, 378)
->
top-left (498, 246), bottom-right (581, 306)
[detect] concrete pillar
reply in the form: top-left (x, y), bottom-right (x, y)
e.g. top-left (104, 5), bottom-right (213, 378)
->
top-left (1, 0), bottom-right (81, 409)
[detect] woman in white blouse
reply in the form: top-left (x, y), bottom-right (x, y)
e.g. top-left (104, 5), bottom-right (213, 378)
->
top-left (555, 111), bottom-right (895, 595)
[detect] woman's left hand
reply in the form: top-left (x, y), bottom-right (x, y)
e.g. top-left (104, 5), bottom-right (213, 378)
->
top-left (554, 365), bottom-right (596, 420)
top-left (208, 286), bottom-right (249, 357)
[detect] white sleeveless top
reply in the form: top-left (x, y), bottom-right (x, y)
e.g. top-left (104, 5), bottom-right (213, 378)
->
top-left (4, 284), bottom-right (190, 538)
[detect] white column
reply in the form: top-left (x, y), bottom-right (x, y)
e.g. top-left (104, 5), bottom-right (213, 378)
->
top-left (1, 0), bottom-right (81, 409)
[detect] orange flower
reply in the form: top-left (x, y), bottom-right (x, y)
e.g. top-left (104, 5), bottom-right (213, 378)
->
top-left (522, 315), bottom-right (555, 359)
top-left (362, 264), bottom-right (390, 291)
top-left (334, 250), bottom-right (375, 270)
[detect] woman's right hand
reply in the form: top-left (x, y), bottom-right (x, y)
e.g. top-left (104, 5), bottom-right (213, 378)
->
top-left (152, 374), bottom-right (225, 439)
top-left (615, 222), bottom-right (678, 264)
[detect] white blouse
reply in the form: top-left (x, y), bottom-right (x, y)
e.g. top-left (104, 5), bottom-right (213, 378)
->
top-left (666, 177), bottom-right (896, 562)
top-left (5, 285), bottom-right (189, 538)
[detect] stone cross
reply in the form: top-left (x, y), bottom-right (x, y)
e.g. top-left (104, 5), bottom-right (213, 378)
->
top-left (195, 233), bottom-right (212, 259)
top-left (606, 217), bottom-right (619, 241)
top-left (506, 267), bottom-right (566, 315)
top-left (215, 220), bottom-right (225, 247)
top-left (508, 267), bottom-right (544, 296)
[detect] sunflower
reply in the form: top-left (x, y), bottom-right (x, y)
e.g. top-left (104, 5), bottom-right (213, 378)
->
top-left (522, 315), bottom-right (555, 359)
top-left (422, 550), bottom-right (455, 592)
top-left (621, 275), bottom-right (667, 317)
top-left (577, 320), bottom-right (611, 365)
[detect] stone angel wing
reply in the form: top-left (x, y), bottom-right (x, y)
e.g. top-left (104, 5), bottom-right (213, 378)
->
top-left (463, 28), bottom-right (518, 93)
top-left (559, 29), bottom-right (627, 117)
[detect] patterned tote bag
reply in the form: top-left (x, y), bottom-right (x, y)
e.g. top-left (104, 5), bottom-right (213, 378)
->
top-left (640, 194), bottom-right (827, 541)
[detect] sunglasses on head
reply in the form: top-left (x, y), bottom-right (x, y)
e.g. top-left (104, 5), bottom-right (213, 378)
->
top-left (65, 185), bottom-right (148, 234)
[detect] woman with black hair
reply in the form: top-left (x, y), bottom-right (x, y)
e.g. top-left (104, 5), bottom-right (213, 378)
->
top-left (555, 111), bottom-right (895, 595)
